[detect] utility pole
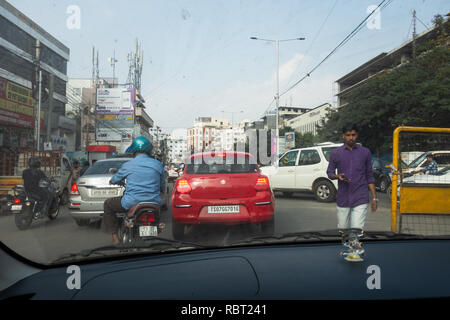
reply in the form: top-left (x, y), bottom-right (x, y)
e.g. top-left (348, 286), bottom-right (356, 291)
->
top-left (37, 70), bottom-right (42, 151)
top-left (86, 47), bottom-right (96, 150)
top-left (250, 36), bottom-right (305, 160)
top-left (45, 74), bottom-right (54, 144)
top-left (33, 39), bottom-right (41, 150)
top-left (412, 10), bottom-right (417, 59)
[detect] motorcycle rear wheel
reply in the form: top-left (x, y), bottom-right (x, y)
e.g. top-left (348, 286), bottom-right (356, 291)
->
top-left (15, 206), bottom-right (33, 230)
top-left (48, 196), bottom-right (60, 220)
top-left (118, 225), bottom-right (135, 244)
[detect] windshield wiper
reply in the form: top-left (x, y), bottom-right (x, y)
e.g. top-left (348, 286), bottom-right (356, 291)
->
top-left (228, 230), bottom-right (448, 247)
top-left (52, 237), bottom-right (213, 264)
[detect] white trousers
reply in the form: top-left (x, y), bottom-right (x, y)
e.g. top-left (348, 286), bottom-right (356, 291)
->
top-left (337, 203), bottom-right (368, 230)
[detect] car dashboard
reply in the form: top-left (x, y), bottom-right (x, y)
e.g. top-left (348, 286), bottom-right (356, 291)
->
top-left (1, 239), bottom-right (450, 300)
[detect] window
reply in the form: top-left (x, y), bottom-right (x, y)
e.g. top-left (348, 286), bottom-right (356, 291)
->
top-left (435, 153), bottom-right (450, 166)
top-left (279, 150), bottom-right (299, 167)
top-left (372, 159), bottom-right (381, 169)
top-left (186, 156), bottom-right (258, 174)
top-left (63, 158), bottom-right (71, 171)
top-left (84, 160), bottom-right (129, 175)
top-left (298, 150), bottom-right (321, 166)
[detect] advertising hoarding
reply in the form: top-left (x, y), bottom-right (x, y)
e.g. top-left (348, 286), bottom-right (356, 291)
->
top-left (96, 88), bottom-right (135, 141)
top-left (96, 88), bottom-right (134, 114)
top-left (96, 114), bottom-right (134, 142)
top-left (285, 132), bottom-right (295, 149)
top-left (0, 77), bottom-right (44, 128)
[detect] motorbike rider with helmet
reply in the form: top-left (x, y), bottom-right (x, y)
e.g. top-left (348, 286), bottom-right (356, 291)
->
top-left (22, 157), bottom-right (52, 215)
top-left (102, 136), bottom-right (166, 245)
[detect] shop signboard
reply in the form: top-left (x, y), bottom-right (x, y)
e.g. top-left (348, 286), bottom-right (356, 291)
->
top-left (0, 77), bottom-right (44, 128)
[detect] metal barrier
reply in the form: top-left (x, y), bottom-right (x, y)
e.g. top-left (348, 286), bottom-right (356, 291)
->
top-left (391, 127), bottom-right (450, 234)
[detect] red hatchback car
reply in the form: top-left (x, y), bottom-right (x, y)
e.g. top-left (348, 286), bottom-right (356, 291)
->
top-left (171, 152), bottom-right (275, 239)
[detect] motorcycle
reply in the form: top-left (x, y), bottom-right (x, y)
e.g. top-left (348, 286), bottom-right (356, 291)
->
top-left (113, 180), bottom-right (165, 244)
top-left (11, 179), bottom-right (61, 230)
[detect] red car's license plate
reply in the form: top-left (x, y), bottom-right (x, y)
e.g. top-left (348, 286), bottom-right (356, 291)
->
top-left (208, 205), bottom-right (240, 214)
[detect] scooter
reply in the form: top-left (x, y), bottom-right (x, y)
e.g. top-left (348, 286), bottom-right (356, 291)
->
top-left (11, 179), bottom-right (61, 230)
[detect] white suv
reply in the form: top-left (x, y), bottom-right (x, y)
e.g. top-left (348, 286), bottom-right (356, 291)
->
top-left (260, 143), bottom-right (342, 202)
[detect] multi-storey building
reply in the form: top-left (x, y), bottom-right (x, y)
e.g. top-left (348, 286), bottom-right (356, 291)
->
top-left (187, 117), bottom-right (230, 153)
top-left (285, 103), bottom-right (334, 136)
top-left (0, 0), bottom-right (74, 152)
top-left (167, 136), bottom-right (188, 164)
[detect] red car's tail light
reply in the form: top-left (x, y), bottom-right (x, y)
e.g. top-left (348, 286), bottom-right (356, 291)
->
top-left (139, 213), bottom-right (156, 225)
top-left (255, 176), bottom-right (270, 191)
top-left (13, 199), bottom-right (21, 204)
top-left (176, 179), bottom-right (192, 194)
top-left (70, 183), bottom-right (80, 196)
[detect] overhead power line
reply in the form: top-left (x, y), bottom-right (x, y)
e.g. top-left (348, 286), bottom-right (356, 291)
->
top-left (279, 0), bottom-right (393, 98)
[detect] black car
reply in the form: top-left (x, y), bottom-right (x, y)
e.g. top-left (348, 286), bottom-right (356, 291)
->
top-left (372, 158), bottom-right (391, 193)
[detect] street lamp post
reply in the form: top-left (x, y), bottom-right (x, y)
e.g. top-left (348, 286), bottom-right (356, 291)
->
top-left (250, 37), bottom-right (305, 159)
top-left (221, 110), bottom-right (244, 127)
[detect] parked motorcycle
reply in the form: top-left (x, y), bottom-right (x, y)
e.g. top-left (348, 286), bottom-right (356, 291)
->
top-left (112, 180), bottom-right (165, 244)
top-left (11, 179), bottom-right (61, 230)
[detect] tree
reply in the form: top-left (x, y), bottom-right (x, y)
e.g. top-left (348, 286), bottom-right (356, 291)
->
top-left (317, 14), bottom-right (450, 156)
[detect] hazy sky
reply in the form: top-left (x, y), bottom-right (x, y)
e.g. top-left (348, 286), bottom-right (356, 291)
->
top-left (7, 0), bottom-right (449, 135)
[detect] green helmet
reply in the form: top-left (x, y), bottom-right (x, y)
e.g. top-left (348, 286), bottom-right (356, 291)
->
top-left (128, 136), bottom-right (153, 156)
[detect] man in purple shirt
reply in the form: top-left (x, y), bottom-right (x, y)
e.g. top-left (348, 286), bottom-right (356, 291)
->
top-left (327, 124), bottom-right (378, 230)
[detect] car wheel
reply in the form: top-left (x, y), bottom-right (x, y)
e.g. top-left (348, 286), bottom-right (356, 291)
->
top-left (74, 218), bottom-right (90, 227)
top-left (314, 180), bottom-right (336, 203)
top-left (380, 178), bottom-right (389, 193)
top-left (172, 219), bottom-right (185, 240)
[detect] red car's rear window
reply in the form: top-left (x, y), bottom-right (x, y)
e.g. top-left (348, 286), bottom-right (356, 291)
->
top-left (186, 155), bottom-right (258, 174)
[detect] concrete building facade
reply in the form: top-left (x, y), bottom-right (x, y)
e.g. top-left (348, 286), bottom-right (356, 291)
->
top-left (285, 103), bottom-right (333, 135)
top-left (0, 0), bottom-right (74, 152)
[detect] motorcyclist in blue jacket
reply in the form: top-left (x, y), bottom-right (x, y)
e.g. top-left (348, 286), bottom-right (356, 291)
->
top-left (102, 136), bottom-right (165, 245)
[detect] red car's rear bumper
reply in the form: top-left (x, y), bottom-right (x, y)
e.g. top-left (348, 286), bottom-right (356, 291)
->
top-left (171, 191), bottom-right (274, 225)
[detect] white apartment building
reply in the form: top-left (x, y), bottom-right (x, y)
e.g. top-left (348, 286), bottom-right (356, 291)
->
top-left (187, 117), bottom-right (252, 153)
top-left (285, 103), bottom-right (333, 135)
top-left (167, 136), bottom-right (188, 164)
top-left (212, 120), bottom-right (249, 151)
top-left (187, 117), bottom-right (230, 152)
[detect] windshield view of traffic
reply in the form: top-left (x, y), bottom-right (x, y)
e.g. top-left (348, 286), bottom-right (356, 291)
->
top-left (0, 0), bottom-right (449, 272)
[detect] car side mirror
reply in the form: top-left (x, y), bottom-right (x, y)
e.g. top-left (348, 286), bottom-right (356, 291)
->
top-left (109, 168), bottom-right (118, 174)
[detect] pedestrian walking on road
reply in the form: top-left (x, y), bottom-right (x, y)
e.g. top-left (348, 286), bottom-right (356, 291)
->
top-left (67, 160), bottom-right (82, 187)
top-left (326, 124), bottom-right (378, 231)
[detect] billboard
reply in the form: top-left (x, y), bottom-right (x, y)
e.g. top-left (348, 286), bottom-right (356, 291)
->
top-left (96, 88), bottom-right (135, 141)
top-left (96, 114), bottom-right (134, 142)
top-left (0, 77), bottom-right (44, 128)
top-left (285, 132), bottom-right (295, 149)
top-left (96, 88), bottom-right (135, 114)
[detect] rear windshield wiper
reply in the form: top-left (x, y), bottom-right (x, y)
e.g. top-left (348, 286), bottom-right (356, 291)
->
top-left (52, 237), bottom-right (213, 264)
top-left (229, 230), bottom-right (449, 247)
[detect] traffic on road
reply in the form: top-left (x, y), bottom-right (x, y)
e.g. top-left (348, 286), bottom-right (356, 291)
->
top-left (0, 0), bottom-right (449, 303)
